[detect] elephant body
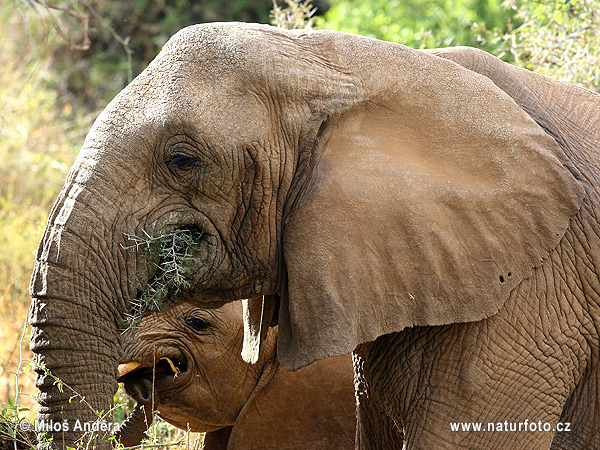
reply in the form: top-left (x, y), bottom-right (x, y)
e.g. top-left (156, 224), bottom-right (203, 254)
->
top-left (117, 302), bottom-right (356, 450)
top-left (29, 23), bottom-right (600, 449)
top-left (354, 48), bottom-right (600, 449)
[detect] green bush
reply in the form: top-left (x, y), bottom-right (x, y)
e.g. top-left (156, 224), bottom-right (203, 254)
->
top-left (488, 0), bottom-right (600, 92)
top-left (319, 0), bottom-right (513, 49)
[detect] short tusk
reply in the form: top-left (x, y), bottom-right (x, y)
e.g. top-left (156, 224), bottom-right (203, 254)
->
top-left (118, 361), bottom-right (142, 378)
top-left (118, 358), bottom-right (181, 379)
top-left (160, 357), bottom-right (181, 375)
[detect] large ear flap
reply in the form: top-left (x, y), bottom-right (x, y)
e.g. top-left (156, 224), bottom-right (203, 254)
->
top-left (277, 39), bottom-right (584, 370)
top-left (426, 46), bottom-right (600, 161)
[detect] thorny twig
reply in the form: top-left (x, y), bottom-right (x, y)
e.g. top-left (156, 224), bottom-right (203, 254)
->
top-left (122, 228), bottom-right (204, 332)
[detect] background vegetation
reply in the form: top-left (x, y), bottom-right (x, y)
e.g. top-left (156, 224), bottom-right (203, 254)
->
top-left (488, 0), bottom-right (600, 91)
top-left (319, 0), bottom-right (512, 50)
top-left (1, 0), bottom-right (598, 447)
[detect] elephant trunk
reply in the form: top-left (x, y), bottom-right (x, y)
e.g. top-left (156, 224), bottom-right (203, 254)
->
top-left (114, 403), bottom-right (154, 448)
top-left (30, 243), bottom-right (125, 449)
top-left (30, 268), bottom-right (122, 449)
top-left (29, 157), bottom-right (136, 449)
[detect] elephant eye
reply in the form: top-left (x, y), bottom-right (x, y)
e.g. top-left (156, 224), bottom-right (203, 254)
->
top-left (167, 152), bottom-right (199, 172)
top-left (185, 316), bottom-right (210, 332)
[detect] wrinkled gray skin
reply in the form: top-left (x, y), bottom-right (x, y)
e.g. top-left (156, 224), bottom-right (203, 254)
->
top-left (30, 23), bottom-right (600, 449)
top-left (117, 301), bottom-right (356, 449)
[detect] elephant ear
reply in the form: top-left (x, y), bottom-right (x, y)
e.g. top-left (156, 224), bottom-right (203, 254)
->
top-left (427, 46), bottom-right (600, 161)
top-left (277, 43), bottom-right (584, 370)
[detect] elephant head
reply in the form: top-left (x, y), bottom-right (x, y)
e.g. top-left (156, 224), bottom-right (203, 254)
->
top-left (116, 300), bottom-right (355, 449)
top-left (29, 23), bottom-right (585, 448)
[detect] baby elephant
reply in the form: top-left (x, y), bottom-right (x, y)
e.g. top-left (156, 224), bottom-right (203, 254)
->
top-left (117, 301), bottom-right (355, 449)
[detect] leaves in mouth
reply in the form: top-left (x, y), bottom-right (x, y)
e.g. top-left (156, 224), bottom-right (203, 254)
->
top-left (122, 227), bottom-right (204, 332)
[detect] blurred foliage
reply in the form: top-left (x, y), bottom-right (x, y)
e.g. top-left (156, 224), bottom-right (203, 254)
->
top-left (0, 8), bottom-right (92, 413)
top-left (11, 0), bottom-right (329, 112)
top-left (319, 0), bottom-right (513, 49)
top-left (48, 0), bottom-right (279, 111)
top-left (0, 6), bottom-right (92, 301)
top-left (271, 0), bottom-right (317, 29)
top-left (485, 0), bottom-right (600, 92)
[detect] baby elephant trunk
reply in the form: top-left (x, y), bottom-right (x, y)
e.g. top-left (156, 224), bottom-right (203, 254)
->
top-left (115, 377), bottom-right (156, 448)
top-left (116, 372), bottom-right (160, 447)
top-left (115, 403), bottom-right (154, 448)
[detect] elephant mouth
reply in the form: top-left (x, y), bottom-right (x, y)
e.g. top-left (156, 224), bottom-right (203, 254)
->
top-left (117, 356), bottom-right (188, 385)
top-left (118, 355), bottom-right (188, 409)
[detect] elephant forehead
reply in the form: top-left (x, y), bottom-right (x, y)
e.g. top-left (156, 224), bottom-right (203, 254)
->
top-left (92, 23), bottom-right (360, 148)
top-left (157, 23), bottom-right (285, 78)
top-left (144, 23), bottom-right (359, 110)
top-left (86, 27), bottom-right (288, 146)
top-left (136, 23), bottom-right (281, 104)
top-left (91, 68), bottom-right (272, 151)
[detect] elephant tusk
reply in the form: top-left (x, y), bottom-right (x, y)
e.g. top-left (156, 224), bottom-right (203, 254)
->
top-left (159, 357), bottom-right (181, 375)
top-left (118, 361), bottom-right (142, 378)
top-left (118, 358), bottom-right (181, 379)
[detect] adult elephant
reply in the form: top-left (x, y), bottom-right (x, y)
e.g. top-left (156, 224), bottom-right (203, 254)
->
top-left (116, 301), bottom-right (355, 449)
top-left (29, 23), bottom-right (600, 449)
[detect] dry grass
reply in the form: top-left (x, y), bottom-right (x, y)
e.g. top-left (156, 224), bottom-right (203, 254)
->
top-left (271, 0), bottom-right (316, 30)
top-left (0, 6), bottom-right (87, 420)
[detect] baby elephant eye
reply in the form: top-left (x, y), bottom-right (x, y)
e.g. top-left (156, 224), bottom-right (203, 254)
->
top-left (185, 316), bottom-right (210, 332)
